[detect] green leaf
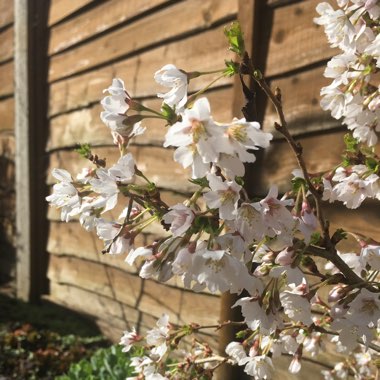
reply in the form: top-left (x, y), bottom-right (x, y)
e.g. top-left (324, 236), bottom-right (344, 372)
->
top-left (344, 133), bottom-right (358, 152)
top-left (291, 177), bottom-right (307, 193)
top-left (161, 103), bottom-right (178, 125)
top-left (235, 176), bottom-right (245, 186)
top-left (189, 176), bottom-right (209, 188)
top-left (75, 143), bottom-right (92, 159)
top-left (223, 60), bottom-right (239, 77)
top-left (310, 232), bottom-right (322, 245)
top-left (224, 22), bottom-right (245, 57)
top-left (366, 157), bottom-right (379, 172)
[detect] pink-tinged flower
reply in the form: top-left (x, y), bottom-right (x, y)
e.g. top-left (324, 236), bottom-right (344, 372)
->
top-left (296, 200), bottom-right (318, 244)
top-left (275, 247), bottom-right (295, 266)
top-left (46, 169), bottom-right (81, 222)
top-left (164, 97), bottom-right (219, 178)
top-left (96, 219), bottom-right (134, 255)
top-left (252, 186), bottom-right (295, 247)
top-left (108, 153), bottom-right (136, 183)
top-left (119, 327), bottom-right (142, 352)
top-left (328, 285), bottom-right (348, 303)
top-left (154, 64), bottom-right (188, 110)
top-left (162, 204), bottom-right (195, 237)
top-left (203, 173), bottom-right (241, 220)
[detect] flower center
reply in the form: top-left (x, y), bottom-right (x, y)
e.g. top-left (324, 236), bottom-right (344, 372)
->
top-left (191, 119), bottom-right (206, 143)
top-left (227, 124), bottom-right (247, 143)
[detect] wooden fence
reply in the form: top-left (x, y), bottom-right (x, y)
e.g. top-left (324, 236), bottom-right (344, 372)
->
top-left (2, 1), bottom-right (379, 365)
top-left (0, 0), bottom-right (15, 290)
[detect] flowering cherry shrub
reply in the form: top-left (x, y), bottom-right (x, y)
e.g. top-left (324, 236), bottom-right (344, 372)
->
top-left (47, 1), bottom-right (380, 379)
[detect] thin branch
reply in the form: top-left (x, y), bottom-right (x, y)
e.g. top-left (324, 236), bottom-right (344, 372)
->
top-left (167, 355), bottom-right (232, 368)
top-left (249, 68), bottom-right (373, 288)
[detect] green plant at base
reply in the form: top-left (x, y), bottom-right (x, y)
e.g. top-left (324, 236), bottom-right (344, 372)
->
top-left (56, 345), bottom-right (134, 380)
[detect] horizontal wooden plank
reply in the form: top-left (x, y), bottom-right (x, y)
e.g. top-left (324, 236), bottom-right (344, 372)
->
top-left (263, 64), bottom-right (335, 135)
top-left (49, 27), bottom-right (234, 116)
top-left (264, 0), bottom-right (338, 77)
top-left (48, 255), bottom-right (220, 326)
top-left (0, 26), bottom-right (13, 63)
top-left (47, 145), bottom-right (196, 192)
top-left (0, 0), bottom-right (13, 28)
top-left (48, 0), bottom-right (95, 26)
top-left (48, 0), bottom-right (237, 81)
top-left (47, 86), bottom-right (234, 150)
top-left (47, 282), bottom-right (219, 350)
top-left (0, 97), bottom-right (14, 131)
top-left (47, 220), bottom-right (143, 271)
top-left (49, 0), bottom-right (171, 55)
top-left (0, 61), bottom-right (13, 97)
top-left (253, 130), bottom-right (346, 194)
top-left (46, 219), bottom-right (207, 293)
top-left (47, 281), bottom-right (154, 333)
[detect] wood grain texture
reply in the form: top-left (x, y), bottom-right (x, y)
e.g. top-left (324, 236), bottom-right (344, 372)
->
top-left (47, 87), bottom-right (234, 150)
top-left (49, 0), bottom-right (174, 54)
top-left (0, 61), bottom-right (13, 97)
top-left (47, 281), bottom-right (219, 350)
top-left (48, 0), bottom-right (95, 26)
top-left (263, 64), bottom-right (334, 136)
top-left (263, 0), bottom-right (337, 77)
top-left (0, 0), bottom-right (13, 28)
top-left (0, 27), bottom-right (13, 63)
top-left (46, 219), bottom-right (196, 290)
top-left (0, 97), bottom-right (14, 131)
top-left (48, 0), bottom-right (238, 81)
top-left (49, 27), bottom-right (234, 116)
top-left (253, 130), bottom-right (345, 194)
top-left (48, 254), bottom-right (220, 326)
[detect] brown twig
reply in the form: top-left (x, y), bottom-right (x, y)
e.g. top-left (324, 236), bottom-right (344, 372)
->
top-left (248, 68), bottom-right (373, 289)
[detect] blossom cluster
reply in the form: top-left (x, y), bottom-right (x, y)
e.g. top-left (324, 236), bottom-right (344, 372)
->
top-left (46, 3), bottom-right (380, 379)
top-left (315, 1), bottom-right (380, 209)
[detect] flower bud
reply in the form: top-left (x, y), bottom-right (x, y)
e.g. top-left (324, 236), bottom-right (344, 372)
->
top-left (328, 285), bottom-right (347, 303)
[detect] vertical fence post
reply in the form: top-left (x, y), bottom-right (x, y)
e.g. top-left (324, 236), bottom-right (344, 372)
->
top-left (218, 1), bottom-right (268, 378)
top-left (14, 0), bottom-right (49, 302)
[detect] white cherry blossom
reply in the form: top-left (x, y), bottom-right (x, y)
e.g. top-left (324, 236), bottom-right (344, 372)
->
top-left (154, 64), bottom-right (188, 110)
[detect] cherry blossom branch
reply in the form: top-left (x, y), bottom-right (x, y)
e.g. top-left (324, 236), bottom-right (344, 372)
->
top-left (166, 355), bottom-right (232, 368)
top-left (305, 243), bottom-right (378, 288)
top-left (246, 67), bottom-right (377, 290)
top-left (189, 320), bottom-right (246, 332)
top-left (251, 72), bottom-right (331, 244)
